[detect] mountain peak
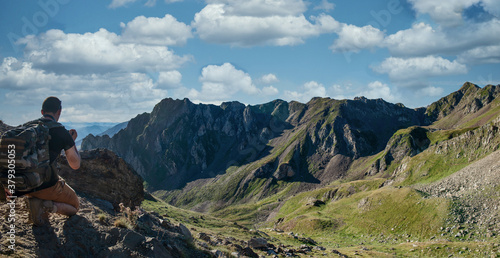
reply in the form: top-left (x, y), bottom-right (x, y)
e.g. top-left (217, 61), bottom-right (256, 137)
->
top-left (459, 81), bottom-right (480, 93)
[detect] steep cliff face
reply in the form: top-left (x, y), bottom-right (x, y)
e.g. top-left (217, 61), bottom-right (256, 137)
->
top-left (83, 98), bottom-right (292, 191)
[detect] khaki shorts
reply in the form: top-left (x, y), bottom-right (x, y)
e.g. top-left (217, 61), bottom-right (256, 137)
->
top-left (27, 179), bottom-right (79, 211)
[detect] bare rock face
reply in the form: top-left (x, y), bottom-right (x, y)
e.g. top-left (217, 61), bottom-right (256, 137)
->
top-left (57, 148), bottom-right (144, 209)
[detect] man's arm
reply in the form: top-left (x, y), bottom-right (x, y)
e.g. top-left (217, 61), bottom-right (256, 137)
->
top-left (65, 146), bottom-right (81, 170)
top-left (65, 129), bottom-right (81, 170)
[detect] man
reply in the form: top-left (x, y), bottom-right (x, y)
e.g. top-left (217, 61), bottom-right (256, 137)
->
top-left (26, 96), bottom-right (81, 226)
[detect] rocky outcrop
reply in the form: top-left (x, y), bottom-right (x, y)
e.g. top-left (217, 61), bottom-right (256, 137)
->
top-left (425, 82), bottom-right (500, 128)
top-left (369, 126), bottom-right (430, 175)
top-left (57, 148), bottom-right (144, 209)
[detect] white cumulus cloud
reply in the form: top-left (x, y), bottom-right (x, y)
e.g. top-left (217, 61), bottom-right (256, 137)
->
top-left (262, 86), bottom-right (279, 96)
top-left (408, 0), bottom-right (481, 26)
top-left (259, 73), bottom-right (279, 84)
top-left (17, 29), bottom-right (192, 75)
top-left (458, 45), bottom-right (500, 64)
top-left (120, 14), bottom-right (192, 46)
top-left (384, 20), bottom-right (500, 57)
top-left (109, 0), bottom-right (182, 8)
top-left (192, 2), bottom-right (340, 46)
top-left (360, 81), bottom-right (398, 102)
top-left (330, 24), bottom-right (385, 53)
top-left (109, 0), bottom-right (137, 8)
top-left (188, 63), bottom-right (263, 101)
top-left (417, 86), bottom-right (445, 97)
top-left (206, 0), bottom-right (307, 17)
top-left (314, 0), bottom-right (335, 11)
top-left (481, 0), bottom-right (500, 17)
top-left (0, 57), bottom-right (168, 123)
top-left (284, 81), bottom-right (327, 103)
top-left (373, 56), bottom-right (468, 86)
top-left (157, 70), bottom-right (182, 88)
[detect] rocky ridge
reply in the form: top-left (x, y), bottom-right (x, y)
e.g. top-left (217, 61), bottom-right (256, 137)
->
top-left (83, 95), bottom-right (428, 209)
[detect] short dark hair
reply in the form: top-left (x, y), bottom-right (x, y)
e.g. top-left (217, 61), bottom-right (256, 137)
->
top-left (42, 96), bottom-right (62, 113)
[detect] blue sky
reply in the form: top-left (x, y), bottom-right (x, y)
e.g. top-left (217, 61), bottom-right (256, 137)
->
top-left (0, 0), bottom-right (499, 125)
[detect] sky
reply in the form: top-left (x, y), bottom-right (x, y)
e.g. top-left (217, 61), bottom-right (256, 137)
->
top-left (0, 0), bottom-right (499, 125)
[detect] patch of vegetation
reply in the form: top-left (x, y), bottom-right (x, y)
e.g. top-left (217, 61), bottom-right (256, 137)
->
top-left (398, 150), bottom-right (470, 186)
top-left (113, 203), bottom-right (141, 230)
top-left (98, 213), bottom-right (108, 223)
top-left (426, 127), bottom-right (477, 145)
top-left (113, 217), bottom-right (133, 229)
top-left (273, 185), bottom-right (449, 246)
top-left (141, 196), bottom-right (262, 242)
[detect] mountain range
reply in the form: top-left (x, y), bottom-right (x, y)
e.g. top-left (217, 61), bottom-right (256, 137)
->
top-left (82, 82), bottom-right (500, 238)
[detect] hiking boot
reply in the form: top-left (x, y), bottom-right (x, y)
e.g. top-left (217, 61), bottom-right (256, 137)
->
top-left (26, 198), bottom-right (51, 226)
top-left (42, 200), bottom-right (56, 213)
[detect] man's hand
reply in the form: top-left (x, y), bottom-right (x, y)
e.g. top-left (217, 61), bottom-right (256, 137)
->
top-left (69, 129), bottom-right (78, 141)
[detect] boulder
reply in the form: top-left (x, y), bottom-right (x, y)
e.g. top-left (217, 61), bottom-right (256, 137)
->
top-left (57, 148), bottom-right (144, 209)
top-left (248, 237), bottom-right (268, 250)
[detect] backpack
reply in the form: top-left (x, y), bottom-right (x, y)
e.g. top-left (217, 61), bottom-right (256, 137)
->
top-left (0, 119), bottom-right (63, 193)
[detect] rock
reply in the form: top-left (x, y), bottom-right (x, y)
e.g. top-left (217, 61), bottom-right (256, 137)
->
top-left (332, 249), bottom-right (349, 258)
top-left (211, 249), bottom-right (225, 257)
top-left (313, 246), bottom-right (326, 251)
top-left (274, 163), bottom-right (295, 180)
top-left (241, 247), bottom-right (259, 258)
top-left (122, 230), bottom-right (146, 249)
top-left (57, 148), bottom-right (144, 209)
top-left (298, 237), bottom-right (317, 245)
top-left (136, 213), bottom-right (157, 232)
top-left (145, 237), bottom-right (173, 258)
top-left (306, 198), bottom-right (325, 207)
top-left (199, 232), bottom-right (212, 242)
top-left (267, 249), bottom-right (278, 255)
top-left (248, 237), bottom-right (268, 250)
top-left (178, 223), bottom-right (193, 241)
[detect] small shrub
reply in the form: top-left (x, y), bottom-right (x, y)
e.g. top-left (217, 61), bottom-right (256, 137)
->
top-left (114, 217), bottom-right (132, 229)
top-left (98, 213), bottom-right (107, 223)
top-left (114, 203), bottom-right (142, 230)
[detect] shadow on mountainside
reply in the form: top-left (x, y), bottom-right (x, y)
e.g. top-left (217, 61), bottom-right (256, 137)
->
top-left (31, 213), bottom-right (103, 257)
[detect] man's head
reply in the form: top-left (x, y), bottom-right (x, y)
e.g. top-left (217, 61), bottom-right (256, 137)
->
top-left (41, 96), bottom-right (62, 121)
